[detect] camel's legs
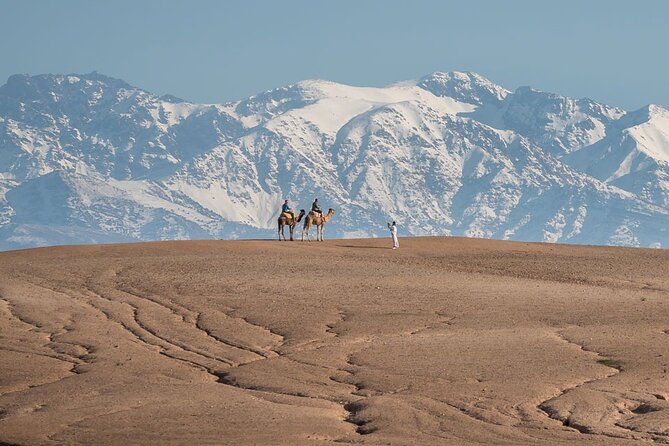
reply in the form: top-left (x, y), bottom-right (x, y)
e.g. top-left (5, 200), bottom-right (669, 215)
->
top-left (278, 224), bottom-right (283, 241)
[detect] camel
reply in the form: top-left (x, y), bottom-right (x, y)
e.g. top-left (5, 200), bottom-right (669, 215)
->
top-left (278, 209), bottom-right (306, 241)
top-left (302, 208), bottom-right (335, 242)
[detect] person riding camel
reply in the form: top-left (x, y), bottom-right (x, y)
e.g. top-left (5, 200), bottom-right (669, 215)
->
top-left (311, 198), bottom-right (323, 218)
top-left (282, 199), bottom-right (295, 221)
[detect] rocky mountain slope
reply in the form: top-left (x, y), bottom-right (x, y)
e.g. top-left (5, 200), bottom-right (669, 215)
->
top-left (0, 71), bottom-right (667, 249)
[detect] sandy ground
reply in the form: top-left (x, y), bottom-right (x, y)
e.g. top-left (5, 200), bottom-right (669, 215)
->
top-left (1, 237), bottom-right (669, 445)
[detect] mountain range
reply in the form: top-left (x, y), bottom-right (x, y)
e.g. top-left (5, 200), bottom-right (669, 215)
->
top-left (0, 70), bottom-right (667, 250)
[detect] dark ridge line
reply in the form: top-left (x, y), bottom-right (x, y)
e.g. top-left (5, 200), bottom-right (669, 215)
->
top-left (72, 286), bottom-right (235, 372)
top-left (343, 400), bottom-right (377, 435)
top-left (222, 309), bottom-right (287, 344)
top-left (537, 329), bottom-right (634, 440)
top-left (3, 286), bottom-right (97, 367)
top-left (194, 313), bottom-right (273, 359)
top-left (0, 346), bottom-right (79, 367)
top-left (78, 285), bottom-right (233, 371)
top-left (83, 278), bottom-right (283, 375)
top-left (415, 397), bottom-right (541, 444)
top-left (109, 286), bottom-right (242, 364)
top-left (83, 281), bottom-right (237, 367)
top-left (0, 291), bottom-right (96, 397)
top-left (214, 310), bottom-right (374, 437)
top-left (213, 370), bottom-right (336, 403)
top-left (0, 294), bottom-right (45, 331)
top-left (116, 283), bottom-right (197, 323)
top-left (109, 277), bottom-right (280, 363)
top-left (128, 305), bottom-right (236, 367)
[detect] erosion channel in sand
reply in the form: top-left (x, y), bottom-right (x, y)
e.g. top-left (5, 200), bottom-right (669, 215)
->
top-left (1, 237), bottom-right (669, 445)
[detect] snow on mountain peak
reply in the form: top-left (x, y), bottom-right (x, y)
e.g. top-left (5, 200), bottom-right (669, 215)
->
top-left (612, 103), bottom-right (668, 134)
top-left (618, 104), bottom-right (669, 164)
top-left (563, 101), bottom-right (669, 209)
top-left (1, 72), bottom-right (134, 100)
top-left (239, 78), bottom-right (477, 134)
top-left (647, 103), bottom-right (669, 115)
top-left (488, 85), bottom-right (626, 156)
top-left (417, 71), bottom-right (510, 105)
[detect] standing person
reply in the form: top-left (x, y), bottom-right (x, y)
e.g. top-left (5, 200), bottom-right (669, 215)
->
top-left (388, 221), bottom-right (399, 249)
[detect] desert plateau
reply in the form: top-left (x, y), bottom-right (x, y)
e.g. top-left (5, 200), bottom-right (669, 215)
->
top-left (1, 237), bottom-right (669, 445)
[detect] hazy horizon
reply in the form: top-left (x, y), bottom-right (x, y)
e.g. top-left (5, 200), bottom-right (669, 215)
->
top-left (2, 0), bottom-right (668, 110)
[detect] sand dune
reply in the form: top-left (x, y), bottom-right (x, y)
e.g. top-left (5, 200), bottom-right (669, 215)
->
top-left (1, 237), bottom-right (669, 445)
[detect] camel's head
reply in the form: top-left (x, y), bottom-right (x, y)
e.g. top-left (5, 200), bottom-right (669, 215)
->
top-left (327, 208), bottom-right (335, 217)
top-left (295, 209), bottom-right (306, 222)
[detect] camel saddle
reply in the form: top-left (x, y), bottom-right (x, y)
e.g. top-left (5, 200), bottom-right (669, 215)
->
top-left (280, 211), bottom-right (295, 223)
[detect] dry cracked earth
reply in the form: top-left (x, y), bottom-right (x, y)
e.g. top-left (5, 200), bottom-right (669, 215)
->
top-left (1, 237), bottom-right (669, 445)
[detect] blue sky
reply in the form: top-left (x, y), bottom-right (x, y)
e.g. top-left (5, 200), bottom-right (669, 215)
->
top-left (1, 0), bottom-right (667, 109)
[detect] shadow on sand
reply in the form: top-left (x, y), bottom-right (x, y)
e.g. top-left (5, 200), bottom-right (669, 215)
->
top-left (336, 244), bottom-right (390, 250)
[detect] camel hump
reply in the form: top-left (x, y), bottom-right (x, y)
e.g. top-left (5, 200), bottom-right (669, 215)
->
top-left (280, 212), bottom-right (294, 222)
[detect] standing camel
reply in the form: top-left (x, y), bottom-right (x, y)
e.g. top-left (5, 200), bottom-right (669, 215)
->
top-left (302, 208), bottom-right (335, 241)
top-left (278, 209), bottom-right (305, 241)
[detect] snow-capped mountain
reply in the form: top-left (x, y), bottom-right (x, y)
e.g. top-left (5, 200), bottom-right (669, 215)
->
top-left (0, 71), bottom-right (667, 250)
top-left (565, 104), bottom-right (669, 208)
